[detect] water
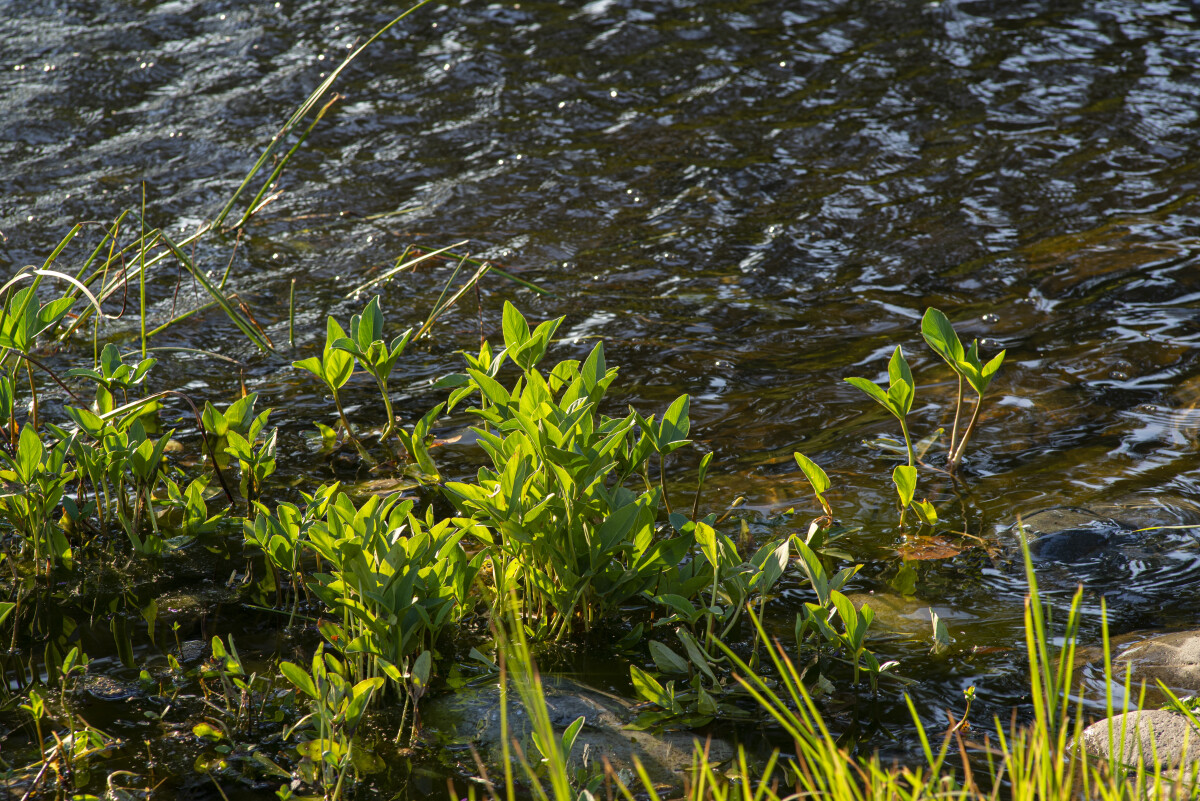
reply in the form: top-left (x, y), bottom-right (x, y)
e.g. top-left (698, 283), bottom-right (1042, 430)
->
top-left (4, 0), bottom-right (1200, 793)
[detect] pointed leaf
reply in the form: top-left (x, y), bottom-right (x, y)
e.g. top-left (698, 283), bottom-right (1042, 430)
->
top-left (280, 661), bottom-right (318, 699)
top-left (888, 345), bottom-right (914, 390)
top-left (649, 641), bottom-right (689, 674)
top-left (501, 301), bottom-right (531, 350)
top-left (921, 308), bottom-right (964, 366)
top-left (793, 452), bottom-right (830, 496)
top-left (892, 465), bottom-right (917, 508)
top-left (845, 376), bottom-right (890, 409)
top-left (913, 499), bottom-right (939, 527)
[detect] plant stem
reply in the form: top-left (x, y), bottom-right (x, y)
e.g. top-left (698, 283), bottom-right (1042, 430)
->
top-left (25, 359), bottom-right (37, 431)
top-left (949, 374), bottom-right (964, 459)
top-left (140, 184), bottom-right (147, 358)
top-left (948, 394), bottom-right (985, 472)
top-left (288, 278), bottom-right (296, 349)
top-left (898, 417), bottom-right (914, 468)
top-left (331, 391), bottom-right (360, 446)
top-left (659, 456), bottom-right (673, 516)
top-left (375, 376), bottom-right (395, 441)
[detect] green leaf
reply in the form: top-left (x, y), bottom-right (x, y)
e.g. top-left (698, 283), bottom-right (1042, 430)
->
top-left (561, 715), bottom-right (585, 762)
top-left (467, 369), bottom-right (511, 407)
top-left (694, 521), bottom-right (719, 569)
top-left (280, 661), bottom-right (318, 700)
top-left (792, 538), bottom-right (830, 606)
top-left (250, 751), bottom-right (293, 779)
top-left (793, 452), bottom-right (830, 496)
top-left (921, 308), bottom-right (964, 366)
top-left (983, 350), bottom-right (1006, 382)
top-left (192, 722), bottom-right (224, 741)
top-left (887, 376), bottom-right (914, 417)
top-left (844, 376), bottom-right (889, 408)
top-left (578, 342), bottom-right (606, 394)
top-left (912, 499), bottom-right (939, 527)
top-left (830, 590), bottom-right (862, 644)
top-left (292, 356), bottom-right (324, 380)
top-left (676, 630), bottom-right (718, 683)
top-left (888, 345), bottom-right (913, 391)
top-left (649, 640), bottom-right (689, 674)
top-left (751, 538), bottom-right (790, 596)
top-left (892, 465), bottom-right (917, 508)
top-left (931, 609), bottom-right (951, 654)
top-left (356, 296), bottom-right (384, 351)
top-left (502, 301), bottom-right (531, 350)
top-left (411, 650), bottom-right (432, 691)
top-left (64, 405), bottom-right (105, 439)
top-left (658, 394), bottom-right (691, 451)
top-left (630, 664), bottom-right (674, 710)
top-left (15, 425), bottom-right (44, 484)
top-left (652, 593), bottom-right (701, 624)
top-left (594, 501), bottom-right (641, 557)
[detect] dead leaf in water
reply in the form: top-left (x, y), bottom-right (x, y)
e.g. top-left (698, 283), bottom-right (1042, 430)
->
top-left (897, 535), bottom-right (969, 561)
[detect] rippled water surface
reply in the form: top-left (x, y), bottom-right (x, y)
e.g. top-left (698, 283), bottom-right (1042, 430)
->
top-left (4, 0), bottom-right (1200, 795)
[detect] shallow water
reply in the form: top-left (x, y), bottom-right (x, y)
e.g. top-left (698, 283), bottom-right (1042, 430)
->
top-left (4, 0), bottom-right (1200, 793)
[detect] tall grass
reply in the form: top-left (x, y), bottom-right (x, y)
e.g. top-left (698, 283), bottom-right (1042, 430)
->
top-left (485, 529), bottom-right (1199, 801)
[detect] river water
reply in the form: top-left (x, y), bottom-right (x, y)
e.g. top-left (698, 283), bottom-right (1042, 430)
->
top-left (3, 0), bottom-right (1200, 795)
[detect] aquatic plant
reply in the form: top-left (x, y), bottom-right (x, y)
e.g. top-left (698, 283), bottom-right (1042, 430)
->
top-left (331, 295), bottom-right (414, 447)
top-left (442, 303), bottom-right (670, 638)
top-left (0, 426), bottom-right (76, 574)
top-left (846, 344), bottom-right (918, 466)
top-left (304, 491), bottom-right (478, 711)
top-left (280, 645), bottom-right (384, 801)
top-left (293, 317), bottom-right (359, 445)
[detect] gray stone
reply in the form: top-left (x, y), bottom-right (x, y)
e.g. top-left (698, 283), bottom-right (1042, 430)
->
top-left (422, 676), bottom-right (732, 787)
top-left (1080, 710), bottom-right (1200, 771)
top-left (1117, 631), bottom-right (1200, 696)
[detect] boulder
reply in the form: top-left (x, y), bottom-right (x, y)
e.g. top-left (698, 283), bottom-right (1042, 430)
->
top-left (1080, 710), bottom-right (1200, 773)
top-left (1116, 631), bottom-right (1200, 696)
top-left (422, 676), bottom-right (733, 787)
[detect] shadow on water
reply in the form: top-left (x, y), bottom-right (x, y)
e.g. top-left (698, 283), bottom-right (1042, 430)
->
top-left (3, 0), bottom-right (1200, 794)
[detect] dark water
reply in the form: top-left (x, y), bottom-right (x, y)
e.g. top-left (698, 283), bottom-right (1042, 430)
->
top-left (4, 0), bottom-right (1200, 794)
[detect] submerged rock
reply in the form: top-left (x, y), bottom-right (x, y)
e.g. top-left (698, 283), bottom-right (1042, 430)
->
top-left (82, 673), bottom-right (142, 702)
top-left (1018, 507), bottom-right (1127, 561)
top-left (1009, 501), bottom-right (1200, 615)
top-left (845, 591), bottom-right (967, 640)
top-left (155, 584), bottom-right (240, 624)
top-left (422, 676), bottom-right (733, 787)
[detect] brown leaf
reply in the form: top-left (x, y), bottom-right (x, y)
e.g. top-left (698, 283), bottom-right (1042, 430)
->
top-left (897, 535), bottom-right (968, 561)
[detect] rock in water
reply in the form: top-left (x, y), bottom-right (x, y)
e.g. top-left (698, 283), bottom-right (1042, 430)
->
top-left (422, 676), bottom-right (733, 787)
top-left (1018, 507), bottom-right (1126, 561)
top-left (1116, 630), bottom-right (1200, 696)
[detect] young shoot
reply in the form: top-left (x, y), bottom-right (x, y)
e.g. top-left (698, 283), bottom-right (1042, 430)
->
top-left (331, 295), bottom-right (414, 447)
top-left (921, 308), bottom-right (1005, 472)
top-left (293, 317), bottom-right (357, 445)
top-left (845, 345), bottom-right (916, 466)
